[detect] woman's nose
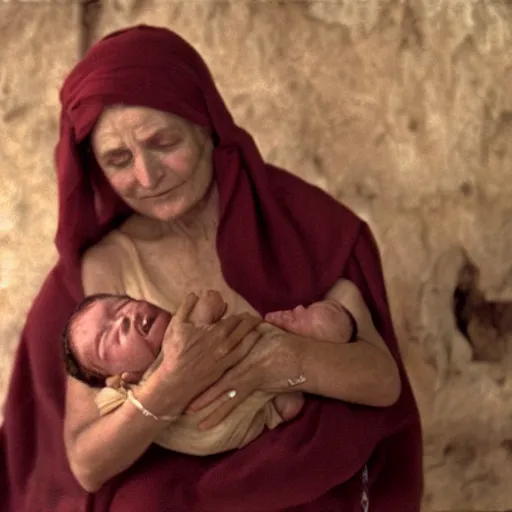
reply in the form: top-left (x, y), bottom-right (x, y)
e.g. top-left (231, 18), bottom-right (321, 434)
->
top-left (133, 152), bottom-right (163, 189)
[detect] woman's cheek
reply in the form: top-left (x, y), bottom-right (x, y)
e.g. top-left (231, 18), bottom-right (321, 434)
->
top-left (162, 155), bottom-right (191, 179)
top-left (111, 174), bottom-right (138, 198)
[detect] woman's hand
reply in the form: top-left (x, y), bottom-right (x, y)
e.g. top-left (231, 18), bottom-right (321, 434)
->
top-left (186, 326), bottom-right (304, 429)
top-left (147, 293), bottom-right (264, 415)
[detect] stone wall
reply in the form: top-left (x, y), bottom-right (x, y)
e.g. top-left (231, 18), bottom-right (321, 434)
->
top-left (1, 1), bottom-right (511, 510)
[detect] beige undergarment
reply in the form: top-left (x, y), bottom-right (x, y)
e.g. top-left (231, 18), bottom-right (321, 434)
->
top-left (94, 230), bottom-right (283, 456)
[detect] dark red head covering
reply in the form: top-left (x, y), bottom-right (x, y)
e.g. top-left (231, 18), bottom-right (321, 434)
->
top-left (1, 25), bottom-right (422, 512)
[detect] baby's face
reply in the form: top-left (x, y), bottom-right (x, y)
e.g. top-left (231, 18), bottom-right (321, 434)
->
top-left (72, 296), bottom-right (171, 377)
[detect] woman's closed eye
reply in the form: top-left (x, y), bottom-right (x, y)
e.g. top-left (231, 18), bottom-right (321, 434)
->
top-left (150, 137), bottom-right (180, 151)
top-left (103, 149), bottom-right (133, 169)
top-left (110, 160), bottom-right (131, 170)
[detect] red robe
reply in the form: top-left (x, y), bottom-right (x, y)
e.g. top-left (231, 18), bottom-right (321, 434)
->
top-left (0, 25), bottom-right (423, 512)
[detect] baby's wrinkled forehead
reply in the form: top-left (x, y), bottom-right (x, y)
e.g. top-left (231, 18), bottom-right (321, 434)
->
top-left (71, 295), bottom-right (131, 342)
top-left (76, 296), bottom-right (115, 323)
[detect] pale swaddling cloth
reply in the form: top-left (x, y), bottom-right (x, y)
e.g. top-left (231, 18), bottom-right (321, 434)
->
top-left (94, 351), bottom-right (284, 456)
top-left (93, 230), bottom-right (284, 455)
top-left (90, 232), bottom-right (350, 455)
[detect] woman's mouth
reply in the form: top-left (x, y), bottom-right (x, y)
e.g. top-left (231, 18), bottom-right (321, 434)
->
top-left (143, 188), bottom-right (174, 199)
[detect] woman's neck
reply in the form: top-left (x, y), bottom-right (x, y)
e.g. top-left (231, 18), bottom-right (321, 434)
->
top-left (165, 184), bottom-right (219, 243)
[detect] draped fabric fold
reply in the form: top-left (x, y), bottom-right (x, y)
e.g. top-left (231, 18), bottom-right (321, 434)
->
top-left (0, 25), bottom-right (422, 511)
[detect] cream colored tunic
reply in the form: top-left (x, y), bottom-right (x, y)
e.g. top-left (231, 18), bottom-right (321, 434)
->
top-left (94, 230), bottom-right (283, 456)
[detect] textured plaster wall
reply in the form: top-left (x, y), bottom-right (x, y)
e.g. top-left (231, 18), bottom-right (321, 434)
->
top-left (0, 1), bottom-right (80, 412)
top-left (1, 1), bottom-right (511, 510)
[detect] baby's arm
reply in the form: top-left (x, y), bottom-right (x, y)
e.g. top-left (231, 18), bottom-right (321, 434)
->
top-left (266, 279), bottom-right (401, 408)
top-left (264, 285), bottom-right (356, 421)
top-left (264, 298), bottom-right (355, 344)
top-left (266, 278), bottom-right (396, 359)
top-left (323, 279), bottom-right (393, 357)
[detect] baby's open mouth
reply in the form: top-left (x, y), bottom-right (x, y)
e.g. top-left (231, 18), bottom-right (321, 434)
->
top-left (138, 315), bottom-right (155, 337)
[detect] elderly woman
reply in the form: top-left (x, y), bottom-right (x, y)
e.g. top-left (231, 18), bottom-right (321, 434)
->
top-left (0, 25), bottom-right (423, 512)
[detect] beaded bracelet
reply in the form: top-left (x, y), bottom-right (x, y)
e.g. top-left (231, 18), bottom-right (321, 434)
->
top-left (126, 390), bottom-right (178, 422)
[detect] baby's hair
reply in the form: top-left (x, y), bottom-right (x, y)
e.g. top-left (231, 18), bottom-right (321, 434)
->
top-left (62, 293), bottom-right (118, 388)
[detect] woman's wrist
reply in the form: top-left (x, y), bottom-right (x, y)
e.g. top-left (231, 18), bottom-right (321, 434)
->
top-left (135, 366), bottom-right (187, 420)
top-left (126, 390), bottom-right (179, 422)
top-left (271, 331), bottom-right (310, 393)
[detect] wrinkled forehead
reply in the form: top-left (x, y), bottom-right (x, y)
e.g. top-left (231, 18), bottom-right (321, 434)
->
top-left (72, 296), bottom-right (129, 340)
top-left (91, 105), bottom-right (194, 147)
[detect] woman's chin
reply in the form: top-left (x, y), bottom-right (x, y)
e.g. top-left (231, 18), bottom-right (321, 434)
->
top-left (141, 187), bottom-right (214, 224)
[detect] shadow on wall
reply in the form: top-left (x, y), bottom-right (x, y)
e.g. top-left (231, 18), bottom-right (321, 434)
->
top-left (453, 257), bottom-right (512, 367)
top-left (418, 246), bottom-right (511, 384)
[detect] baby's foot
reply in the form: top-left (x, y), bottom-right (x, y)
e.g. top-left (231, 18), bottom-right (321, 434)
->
top-left (273, 392), bottom-right (305, 422)
top-left (265, 300), bottom-right (353, 343)
top-left (189, 290), bottom-right (227, 325)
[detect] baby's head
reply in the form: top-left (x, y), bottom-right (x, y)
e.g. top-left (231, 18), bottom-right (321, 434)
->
top-left (62, 293), bottom-right (171, 387)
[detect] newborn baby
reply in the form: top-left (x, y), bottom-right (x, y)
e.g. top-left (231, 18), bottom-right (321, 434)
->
top-left (63, 289), bottom-right (356, 455)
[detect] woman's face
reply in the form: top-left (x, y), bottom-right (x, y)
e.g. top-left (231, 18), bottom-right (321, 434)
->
top-left (91, 105), bottom-right (214, 222)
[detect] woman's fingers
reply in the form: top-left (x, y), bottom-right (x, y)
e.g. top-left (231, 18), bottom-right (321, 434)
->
top-left (197, 386), bottom-right (250, 430)
top-left (214, 314), bottom-right (261, 338)
top-left (161, 308), bottom-right (263, 406)
top-left (172, 293), bottom-right (199, 324)
top-left (189, 290), bottom-right (227, 325)
top-left (188, 330), bottom-right (261, 412)
top-left (210, 314), bottom-right (261, 352)
top-left (226, 315), bottom-right (262, 340)
top-left (222, 329), bottom-right (262, 371)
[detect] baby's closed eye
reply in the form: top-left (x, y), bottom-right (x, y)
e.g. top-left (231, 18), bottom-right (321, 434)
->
top-left (121, 317), bottom-right (131, 334)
